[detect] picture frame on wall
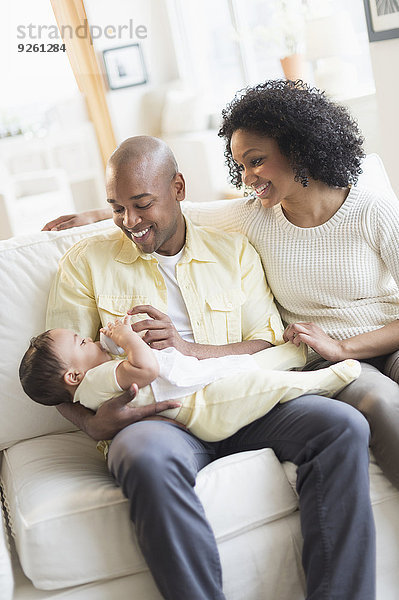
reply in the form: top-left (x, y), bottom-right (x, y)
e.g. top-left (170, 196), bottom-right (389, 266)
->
top-left (363, 0), bottom-right (399, 41)
top-left (102, 43), bottom-right (147, 90)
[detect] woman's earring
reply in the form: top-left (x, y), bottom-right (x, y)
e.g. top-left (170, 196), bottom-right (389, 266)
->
top-left (295, 171), bottom-right (309, 187)
top-left (300, 174), bottom-right (309, 187)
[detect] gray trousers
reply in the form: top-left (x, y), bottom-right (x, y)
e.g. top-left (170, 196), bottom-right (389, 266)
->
top-left (108, 395), bottom-right (375, 600)
top-left (305, 351), bottom-right (399, 488)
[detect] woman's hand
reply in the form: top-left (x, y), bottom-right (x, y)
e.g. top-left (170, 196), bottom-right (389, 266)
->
top-left (129, 305), bottom-right (191, 354)
top-left (42, 208), bottom-right (112, 231)
top-left (283, 322), bottom-right (345, 362)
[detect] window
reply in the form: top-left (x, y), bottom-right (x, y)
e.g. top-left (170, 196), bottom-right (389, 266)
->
top-left (169, 0), bottom-right (375, 111)
top-left (0, 0), bottom-right (79, 136)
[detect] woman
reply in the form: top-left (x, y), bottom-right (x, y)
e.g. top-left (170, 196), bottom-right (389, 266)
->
top-left (44, 80), bottom-right (399, 488)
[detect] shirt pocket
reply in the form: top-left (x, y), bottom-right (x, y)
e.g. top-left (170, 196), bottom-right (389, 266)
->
top-left (97, 294), bottom-right (150, 327)
top-left (205, 290), bottom-right (245, 343)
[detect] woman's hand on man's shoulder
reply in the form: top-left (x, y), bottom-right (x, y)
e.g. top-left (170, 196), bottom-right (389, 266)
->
top-left (42, 208), bottom-right (112, 231)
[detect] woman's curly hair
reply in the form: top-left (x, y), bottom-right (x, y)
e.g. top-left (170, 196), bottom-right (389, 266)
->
top-left (218, 79), bottom-right (365, 189)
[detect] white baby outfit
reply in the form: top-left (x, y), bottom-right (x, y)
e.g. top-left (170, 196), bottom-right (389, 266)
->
top-left (73, 343), bottom-right (358, 442)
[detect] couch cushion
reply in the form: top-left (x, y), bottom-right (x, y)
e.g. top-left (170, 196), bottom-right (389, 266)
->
top-left (0, 220), bottom-right (115, 450)
top-left (0, 432), bottom-right (298, 590)
top-left (282, 452), bottom-right (399, 506)
top-left (357, 153), bottom-right (396, 199)
top-left (0, 484), bottom-right (13, 600)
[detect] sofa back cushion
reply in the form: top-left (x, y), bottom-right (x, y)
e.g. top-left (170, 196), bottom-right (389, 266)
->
top-left (0, 220), bottom-right (115, 450)
top-left (357, 153), bottom-right (396, 198)
top-left (0, 495), bottom-right (13, 600)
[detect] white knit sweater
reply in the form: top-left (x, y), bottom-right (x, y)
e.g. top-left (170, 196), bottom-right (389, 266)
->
top-left (184, 186), bottom-right (399, 341)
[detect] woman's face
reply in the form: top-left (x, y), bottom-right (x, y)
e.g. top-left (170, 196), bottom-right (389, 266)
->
top-left (230, 129), bottom-right (299, 208)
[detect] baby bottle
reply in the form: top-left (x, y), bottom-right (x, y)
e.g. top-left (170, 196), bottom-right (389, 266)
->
top-left (99, 314), bottom-right (131, 355)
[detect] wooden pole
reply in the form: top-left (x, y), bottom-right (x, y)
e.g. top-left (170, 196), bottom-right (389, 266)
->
top-left (50, 0), bottom-right (117, 168)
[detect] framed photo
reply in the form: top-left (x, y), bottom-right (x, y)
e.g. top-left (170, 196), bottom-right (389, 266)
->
top-left (102, 43), bottom-right (147, 90)
top-left (363, 0), bottom-right (399, 41)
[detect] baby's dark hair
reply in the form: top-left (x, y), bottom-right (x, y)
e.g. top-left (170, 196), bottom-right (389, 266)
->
top-left (19, 331), bottom-right (71, 406)
top-left (218, 79), bottom-right (365, 189)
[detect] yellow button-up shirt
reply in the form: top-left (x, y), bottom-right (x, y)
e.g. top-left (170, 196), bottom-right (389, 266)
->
top-left (46, 217), bottom-right (284, 347)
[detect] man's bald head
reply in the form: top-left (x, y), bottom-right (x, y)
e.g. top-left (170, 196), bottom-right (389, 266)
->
top-left (107, 136), bottom-right (178, 182)
top-left (105, 136), bottom-right (186, 256)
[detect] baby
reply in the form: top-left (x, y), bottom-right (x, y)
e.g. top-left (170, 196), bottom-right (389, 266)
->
top-left (19, 317), bottom-right (361, 442)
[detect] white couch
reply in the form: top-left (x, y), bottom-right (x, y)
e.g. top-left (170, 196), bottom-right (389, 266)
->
top-left (1, 155), bottom-right (399, 600)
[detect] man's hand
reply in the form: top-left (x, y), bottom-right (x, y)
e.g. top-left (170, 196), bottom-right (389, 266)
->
top-left (129, 305), bottom-right (191, 353)
top-left (57, 384), bottom-right (182, 441)
top-left (283, 322), bottom-right (344, 362)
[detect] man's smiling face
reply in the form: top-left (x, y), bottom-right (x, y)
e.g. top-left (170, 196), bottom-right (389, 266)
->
top-left (106, 157), bottom-right (186, 256)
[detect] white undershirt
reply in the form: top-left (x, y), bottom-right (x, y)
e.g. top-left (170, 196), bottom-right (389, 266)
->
top-left (153, 249), bottom-right (195, 343)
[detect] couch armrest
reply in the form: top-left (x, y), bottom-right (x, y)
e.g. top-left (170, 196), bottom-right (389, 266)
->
top-left (0, 456), bottom-right (14, 600)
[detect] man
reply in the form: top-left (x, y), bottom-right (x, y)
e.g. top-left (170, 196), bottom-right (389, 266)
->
top-left (46, 136), bottom-right (375, 600)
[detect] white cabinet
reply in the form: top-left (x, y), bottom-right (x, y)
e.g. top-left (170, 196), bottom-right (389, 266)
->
top-left (0, 122), bottom-right (105, 238)
top-left (0, 170), bottom-right (75, 238)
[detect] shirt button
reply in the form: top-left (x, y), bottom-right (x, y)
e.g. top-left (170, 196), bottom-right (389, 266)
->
top-left (227, 302), bottom-right (233, 309)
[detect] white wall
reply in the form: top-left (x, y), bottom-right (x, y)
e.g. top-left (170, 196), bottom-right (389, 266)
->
top-left (84, 0), bottom-right (179, 142)
top-left (368, 37), bottom-right (399, 195)
top-left (0, 1), bottom-right (78, 110)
